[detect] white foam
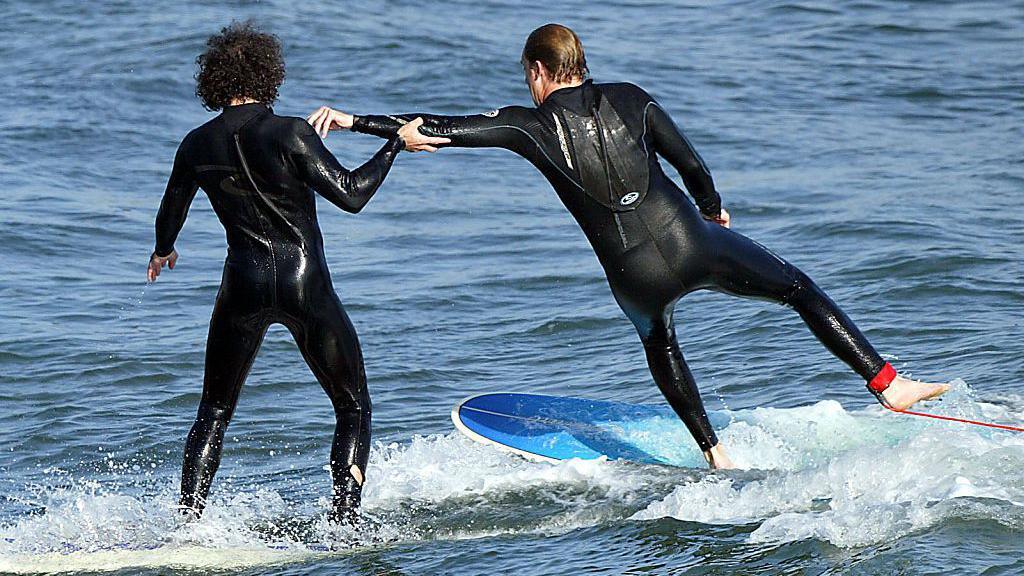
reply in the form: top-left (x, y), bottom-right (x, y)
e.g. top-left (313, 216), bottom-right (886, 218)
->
top-left (0, 546), bottom-right (317, 574)
top-left (363, 433), bottom-right (646, 506)
top-left (0, 433), bottom-right (646, 572)
top-left (3, 378), bottom-right (1022, 570)
top-left (0, 483), bottom-right (325, 573)
top-left (631, 380), bottom-right (1024, 547)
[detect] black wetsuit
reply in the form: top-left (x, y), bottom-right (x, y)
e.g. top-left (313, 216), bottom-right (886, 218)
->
top-left (352, 80), bottom-right (886, 451)
top-left (153, 102), bottom-right (403, 518)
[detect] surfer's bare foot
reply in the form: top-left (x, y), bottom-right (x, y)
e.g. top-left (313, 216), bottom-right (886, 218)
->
top-left (880, 376), bottom-right (950, 411)
top-left (703, 443), bottom-right (735, 470)
top-left (177, 504), bottom-right (202, 521)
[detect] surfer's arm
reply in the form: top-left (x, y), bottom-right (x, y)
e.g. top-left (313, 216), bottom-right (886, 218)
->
top-left (646, 101), bottom-right (722, 219)
top-left (349, 107), bottom-right (536, 153)
top-left (289, 119), bottom-right (403, 214)
top-left (153, 142), bottom-right (199, 259)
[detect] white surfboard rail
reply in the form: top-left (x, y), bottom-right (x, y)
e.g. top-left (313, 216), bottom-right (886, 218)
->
top-left (450, 394), bottom-right (561, 464)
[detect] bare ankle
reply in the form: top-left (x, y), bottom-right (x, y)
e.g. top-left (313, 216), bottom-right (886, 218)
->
top-left (703, 443), bottom-right (734, 470)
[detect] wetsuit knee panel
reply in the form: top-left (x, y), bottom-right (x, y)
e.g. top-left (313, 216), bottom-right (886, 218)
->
top-left (332, 401), bottom-right (370, 421)
top-left (779, 266), bottom-right (812, 307)
top-left (640, 327), bottom-right (677, 349)
top-left (196, 403), bottom-right (233, 425)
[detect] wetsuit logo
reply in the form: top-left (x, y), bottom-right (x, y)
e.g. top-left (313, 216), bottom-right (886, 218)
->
top-left (482, 109), bottom-right (500, 118)
top-left (620, 192), bottom-right (640, 206)
top-left (552, 113), bottom-right (574, 170)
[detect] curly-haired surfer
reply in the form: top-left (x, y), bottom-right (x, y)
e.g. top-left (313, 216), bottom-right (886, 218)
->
top-left (149, 22), bottom-right (447, 522)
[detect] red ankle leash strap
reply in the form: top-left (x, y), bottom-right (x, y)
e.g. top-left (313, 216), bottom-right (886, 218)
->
top-left (867, 362), bottom-right (897, 393)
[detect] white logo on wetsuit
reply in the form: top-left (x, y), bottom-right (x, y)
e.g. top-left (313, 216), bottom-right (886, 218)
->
top-left (620, 192), bottom-right (640, 206)
top-left (482, 109), bottom-right (500, 118)
top-left (552, 113), bottom-right (574, 169)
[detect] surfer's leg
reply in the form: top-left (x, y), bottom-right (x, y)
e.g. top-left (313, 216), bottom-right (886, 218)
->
top-left (617, 295), bottom-right (729, 465)
top-left (703, 225), bottom-right (948, 407)
top-left (288, 296), bottom-right (371, 524)
top-left (180, 300), bottom-right (268, 517)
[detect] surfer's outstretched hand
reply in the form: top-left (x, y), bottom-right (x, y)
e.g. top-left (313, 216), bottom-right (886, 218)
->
top-left (307, 106), bottom-right (353, 137)
top-left (147, 249), bottom-right (178, 282)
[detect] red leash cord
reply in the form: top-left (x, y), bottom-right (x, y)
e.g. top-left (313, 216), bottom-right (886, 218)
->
top-left (881, 403), bottom-right (1024, 433)
top-left (869, 362), bottom-right (1024, 433)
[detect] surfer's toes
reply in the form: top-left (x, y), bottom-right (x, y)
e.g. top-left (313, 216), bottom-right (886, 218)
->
top-left (925, 382), bottom-right (951, 400)
top-left (882, 377), bottom-right (951, 411)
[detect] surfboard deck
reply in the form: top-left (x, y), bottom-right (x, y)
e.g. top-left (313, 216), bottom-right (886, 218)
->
top-left (451, 392), bottom-right (705, 465)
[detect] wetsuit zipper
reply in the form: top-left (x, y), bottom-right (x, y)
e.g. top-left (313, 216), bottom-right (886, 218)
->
top-left (592, 103), bottom-right (629, 249)
top-left (233, 131), bottom-right (279, 308)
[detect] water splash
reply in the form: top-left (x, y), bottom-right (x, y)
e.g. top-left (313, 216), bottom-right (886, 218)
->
top-left (3, 381), bottom-right (1022, 573)
top-left (110, 283), bottom-right (148, 360)
top-left (0, 434), bottom-right (654, 573)
top-left (631, 380), bottom-right (1024, 547)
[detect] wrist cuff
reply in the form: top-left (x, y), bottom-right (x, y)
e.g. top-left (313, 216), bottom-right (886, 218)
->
top-left (351, 115), bottom-right (366, 134)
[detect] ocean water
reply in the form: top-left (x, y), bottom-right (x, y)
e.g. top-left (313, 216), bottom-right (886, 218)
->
top-left (1, 0), bottom-right (1022, 574)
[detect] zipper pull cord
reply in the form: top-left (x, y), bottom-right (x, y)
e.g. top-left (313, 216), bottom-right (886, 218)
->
top-left (591, 104), bottom-right (616, 206)
top-left (592, 102), bottom-right (629, 248)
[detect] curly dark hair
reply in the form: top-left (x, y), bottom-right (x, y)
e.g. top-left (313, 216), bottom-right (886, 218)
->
top-left (195, 21), bottom-right (285, 111)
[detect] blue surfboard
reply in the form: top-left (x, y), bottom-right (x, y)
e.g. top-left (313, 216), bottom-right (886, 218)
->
top-left (451, 392), bottom-right (719, 466)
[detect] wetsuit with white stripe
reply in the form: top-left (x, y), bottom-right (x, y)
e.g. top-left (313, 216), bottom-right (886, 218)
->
top-left (351, 80), bottom-right (888, 451)
top-left (154, 102), bottom-right (402, 519)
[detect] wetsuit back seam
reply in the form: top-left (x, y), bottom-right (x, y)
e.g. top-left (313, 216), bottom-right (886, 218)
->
top-left (234, 129), bottom-right (280, 308)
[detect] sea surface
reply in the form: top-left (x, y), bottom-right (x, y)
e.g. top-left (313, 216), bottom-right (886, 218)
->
top-left (1, 1), bottom-right (1023, 574)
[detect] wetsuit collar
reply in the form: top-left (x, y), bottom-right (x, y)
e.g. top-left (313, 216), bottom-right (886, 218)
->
top-left (543, 79), bottom-right (596, 114)
top-left (220, 102), bottom-right (272, 116)
top-left (219, 103), bottom-right (272, 131)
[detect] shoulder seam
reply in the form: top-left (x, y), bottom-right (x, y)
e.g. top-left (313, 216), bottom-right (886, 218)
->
top-left (469, 124), bottom-right (584, 190)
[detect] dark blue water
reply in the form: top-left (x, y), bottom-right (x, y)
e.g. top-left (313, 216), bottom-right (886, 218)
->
top-left (2, 1), bottom-right (1023, 574)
